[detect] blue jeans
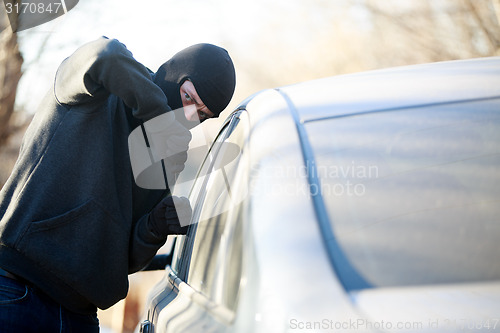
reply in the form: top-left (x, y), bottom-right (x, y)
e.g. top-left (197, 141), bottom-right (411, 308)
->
top-left (0, 275), bottom-right (99, 333)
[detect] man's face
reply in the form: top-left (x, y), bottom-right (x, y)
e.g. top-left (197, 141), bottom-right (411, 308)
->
top-left (179, 80), bottom-right (214, 124)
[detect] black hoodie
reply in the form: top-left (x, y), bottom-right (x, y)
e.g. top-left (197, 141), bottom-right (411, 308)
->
top-left (0, 37), bottom-right (235, 314)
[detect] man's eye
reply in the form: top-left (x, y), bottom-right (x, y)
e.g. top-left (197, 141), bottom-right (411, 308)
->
top-left (184, 93), bottom-right (191, 101)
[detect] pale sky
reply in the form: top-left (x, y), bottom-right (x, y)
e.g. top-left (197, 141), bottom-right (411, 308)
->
top-left (16, 0), bottom-right (339, 114)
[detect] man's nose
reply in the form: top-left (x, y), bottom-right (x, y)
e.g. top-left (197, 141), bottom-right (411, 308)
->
top-left (185, 104), bottom-right (198, 121)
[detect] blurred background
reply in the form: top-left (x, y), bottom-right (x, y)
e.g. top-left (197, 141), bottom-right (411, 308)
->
top-left (1, 0), bottom-right (499, 332)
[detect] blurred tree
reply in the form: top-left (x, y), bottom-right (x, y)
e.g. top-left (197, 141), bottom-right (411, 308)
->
top-left (227, 0), bottom-right (500, 96)
top-left (363, 0), bottom-right (500, 67)
top-left (0, 4), bottom-right (23, 148)
top-left (464, 0), bottom-right (500, 55)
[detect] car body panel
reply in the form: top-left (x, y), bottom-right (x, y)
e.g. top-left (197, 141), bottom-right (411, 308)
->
top-left (243, 90), bottom-right (364, 330)
top-left (352, 282), bottom-right (500, 332)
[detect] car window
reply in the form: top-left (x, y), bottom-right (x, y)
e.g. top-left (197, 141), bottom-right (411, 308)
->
top-left (305, 98), bottom-right (500, 290)
top-left (169, 124), bottom-right (230, 276)
top-left (174, 110), bottom-right (248, 310)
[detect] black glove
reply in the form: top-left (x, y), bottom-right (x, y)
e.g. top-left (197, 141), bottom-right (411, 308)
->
top-left (149, 196), bottom-right (192, 237)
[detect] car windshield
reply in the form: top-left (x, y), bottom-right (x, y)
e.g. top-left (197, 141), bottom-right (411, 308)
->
top-left (305, 98), bottom-right (500, 290)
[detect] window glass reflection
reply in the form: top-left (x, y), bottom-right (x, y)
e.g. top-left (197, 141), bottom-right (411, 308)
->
top-left (306, 99), bottom-right (500, 290)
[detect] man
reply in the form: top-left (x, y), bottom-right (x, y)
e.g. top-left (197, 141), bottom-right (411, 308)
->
top-left (0, 37), bottom-right (236, 332)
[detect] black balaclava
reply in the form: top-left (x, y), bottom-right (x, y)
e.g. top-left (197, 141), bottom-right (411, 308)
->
top-left (153, 43), bottom-right (236, 128)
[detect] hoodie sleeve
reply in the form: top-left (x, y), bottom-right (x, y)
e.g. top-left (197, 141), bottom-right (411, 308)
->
top-left (128, 212), bottom-right (167, 273)
top-left (54, 37), bottom-right (170, 121)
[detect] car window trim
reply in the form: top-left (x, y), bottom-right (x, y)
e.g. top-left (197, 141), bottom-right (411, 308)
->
top-left (276, 88), bottom-right (371, 290)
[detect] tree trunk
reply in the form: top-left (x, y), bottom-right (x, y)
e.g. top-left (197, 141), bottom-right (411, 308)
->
top-left (0, 8), bottom-right (23, 147)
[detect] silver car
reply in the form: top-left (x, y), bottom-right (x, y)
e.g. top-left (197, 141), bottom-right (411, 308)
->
top-left (139, 57), bottom-right (500, 333)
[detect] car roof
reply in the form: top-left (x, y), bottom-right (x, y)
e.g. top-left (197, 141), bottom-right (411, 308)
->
top-left (276, 57), bottom-right (500, 123)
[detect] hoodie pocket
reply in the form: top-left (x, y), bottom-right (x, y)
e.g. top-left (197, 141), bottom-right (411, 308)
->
top-left (17, 198), bottom-right (131, 309)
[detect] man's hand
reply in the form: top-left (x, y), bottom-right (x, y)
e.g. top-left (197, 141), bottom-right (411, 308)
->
top-left (149, 196), bottom-right (192, 237)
